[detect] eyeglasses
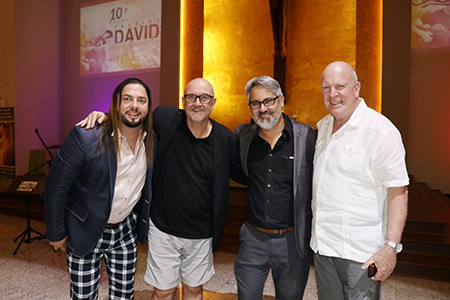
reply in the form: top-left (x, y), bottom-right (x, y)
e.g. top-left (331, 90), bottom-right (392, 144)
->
top-left (184, 94), bottom-right (214, 104)
top-left (249, 96), bottom-right (279, 109)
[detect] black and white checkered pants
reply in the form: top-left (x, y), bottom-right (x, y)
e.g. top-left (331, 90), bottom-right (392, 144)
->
top-left (67, 212), bottom-right (138, 300)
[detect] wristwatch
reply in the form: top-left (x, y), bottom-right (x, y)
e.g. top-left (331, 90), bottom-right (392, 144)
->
top-left (385, 240), bottom-right (403, 254)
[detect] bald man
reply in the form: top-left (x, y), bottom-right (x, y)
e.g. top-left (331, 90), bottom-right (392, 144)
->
top-left (311, 62), bottom-right (409, 300)
top-left (78, 78), bottom-right (246, 300)
top-left (146, 78), bottom-right (247, 299)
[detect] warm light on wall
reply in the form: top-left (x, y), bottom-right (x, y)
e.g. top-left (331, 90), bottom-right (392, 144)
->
top-left (378, 0), bottom-right (383, 111)
top-left (285, 0), bottom-right (357, 127)
top-left (356, 0), bottom-right (383, 113)
top-left (180, 0), bottom-right (383, 129)
top-left (203, 0), bottom-right (273, 131)
top-left (179, 0), bottom-right (185, 109)
top-left (179, 0), bottom-right (203, 109)
top-left (285, 0), bottom-right (383, 127)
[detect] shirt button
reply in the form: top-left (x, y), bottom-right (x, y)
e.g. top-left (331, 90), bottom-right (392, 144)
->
top-left (267, 184), bottom-right (271, 188)
top-left (267, 200), bottom-right (270, 203)
top-left (268, 169), bottom-right (272, 172)
top-left (266, 215), bottom-right (270, 219)
top-left (269, 154), bottom-right (273, 157)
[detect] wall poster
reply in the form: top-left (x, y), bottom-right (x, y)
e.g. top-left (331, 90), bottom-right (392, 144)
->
top-left (0, 108), bottom-right (15, 179)
top-left (80, 0), bottom-right (161, 76)
top-left (412, 0), bottom-right (450, 52)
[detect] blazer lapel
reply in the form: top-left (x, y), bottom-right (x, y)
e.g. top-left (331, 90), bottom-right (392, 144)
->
top-left (153, 110), bottom-right (184, 187)
top-left (107, 140), bottom-right (117, 204)
top-left (291, 117), bottom-right (304, 201)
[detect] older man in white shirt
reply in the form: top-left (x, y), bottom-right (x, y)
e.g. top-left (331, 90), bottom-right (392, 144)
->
top-left (311, 61), bottom-right (409, 300)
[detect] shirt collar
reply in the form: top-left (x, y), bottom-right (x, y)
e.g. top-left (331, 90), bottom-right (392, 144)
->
top-left (282, 113), bottom-right (293, 140)
top-left (112, 127), bottom-right (147, 142)
top-left (345, 98), bottom-right (367, 128)
top-left (318, 97), bottom-right (367, 131)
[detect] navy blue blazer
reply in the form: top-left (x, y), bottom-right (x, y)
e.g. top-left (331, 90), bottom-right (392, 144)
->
top-left (44, 125), bottom-right (154, 257)
top-left (152, 106), bottom-right (246, 252)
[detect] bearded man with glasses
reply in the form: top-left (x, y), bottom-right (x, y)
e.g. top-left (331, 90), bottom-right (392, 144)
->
top-left (234, 76), bottom-right (317, 299)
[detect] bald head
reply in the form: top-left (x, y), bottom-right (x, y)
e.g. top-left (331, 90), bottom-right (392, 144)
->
top-left (321, 61), bottom-right (358, 85)
top-left (184, 78), bottom-right (215, 96)
top-left (182, 78), bottom-right (216, 125)
top-left (320, 61), bottom-right (361, 129)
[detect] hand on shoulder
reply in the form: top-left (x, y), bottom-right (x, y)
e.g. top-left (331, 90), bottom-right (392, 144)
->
top-left (76, 111), bottom-right (107, 129)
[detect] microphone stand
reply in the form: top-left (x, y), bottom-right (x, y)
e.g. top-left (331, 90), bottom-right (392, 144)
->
top-left (23, 128), bottom-right (55, 176)
top-left (12, 128), bottom-right (53, 254)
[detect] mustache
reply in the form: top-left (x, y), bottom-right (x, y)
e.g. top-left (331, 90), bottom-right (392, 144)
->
top-left (125, 108), bottom-right (140, 114)
top-left (121, 110), bottom-right (143, 121)
top-left (257, 110), bottom-right (274, 118)
top-left (190, 107), bottom-right (205, 112)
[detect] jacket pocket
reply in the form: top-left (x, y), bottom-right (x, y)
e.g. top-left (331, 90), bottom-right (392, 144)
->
top-left (66, 199), bottom-right (88, 222)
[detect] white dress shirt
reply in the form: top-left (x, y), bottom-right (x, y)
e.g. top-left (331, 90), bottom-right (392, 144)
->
top-left (108, 129), bottom-right (147, 224)
top-left (310, 98), bottom-right (409, 263)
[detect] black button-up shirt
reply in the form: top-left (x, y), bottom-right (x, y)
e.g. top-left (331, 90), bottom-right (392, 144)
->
top-left (245, 115), bottom-right (294, 229)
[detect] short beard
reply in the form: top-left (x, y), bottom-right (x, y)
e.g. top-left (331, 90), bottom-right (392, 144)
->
top-left (253, 108), bottom-right (282, 130)
top-left (121, 113), bottom-right (145, 128)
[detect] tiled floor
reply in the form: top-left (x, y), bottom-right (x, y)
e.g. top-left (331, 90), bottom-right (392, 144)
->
top-left (1, 213), bottom-right (449, 299)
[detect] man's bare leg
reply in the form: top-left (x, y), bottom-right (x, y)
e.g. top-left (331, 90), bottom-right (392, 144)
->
top-left (152, 287), bottom-right (176, 300)
top-left (182, 283), bottom-right (203, 300)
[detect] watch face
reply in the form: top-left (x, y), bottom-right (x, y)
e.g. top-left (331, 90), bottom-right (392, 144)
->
top-left (395, 243), bottom-right (403, 253)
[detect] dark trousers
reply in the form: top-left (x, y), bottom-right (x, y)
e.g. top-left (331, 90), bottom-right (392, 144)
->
top-left (234, 222), bottom-right (310, 300)
top-left (313, 252), bottom-right (381, 300)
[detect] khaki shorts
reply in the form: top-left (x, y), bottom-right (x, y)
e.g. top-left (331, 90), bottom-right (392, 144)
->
top-left (143, 219), bottom-right (215, 290)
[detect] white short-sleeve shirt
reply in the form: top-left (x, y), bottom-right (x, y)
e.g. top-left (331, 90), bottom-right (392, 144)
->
top-left (310, 98), bottom-right (409, 263)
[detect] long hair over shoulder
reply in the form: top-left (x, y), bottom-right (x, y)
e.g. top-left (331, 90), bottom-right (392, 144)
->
top-left (99, 78), bottom-right (153, 166)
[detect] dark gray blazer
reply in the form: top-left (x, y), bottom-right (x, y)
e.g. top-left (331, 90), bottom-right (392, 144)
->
top-left (235, 114), bottom-right (317, 259)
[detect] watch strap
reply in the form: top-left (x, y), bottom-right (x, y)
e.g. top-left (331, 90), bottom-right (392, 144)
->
top-left (385, 240), bottom-right (402, 254)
